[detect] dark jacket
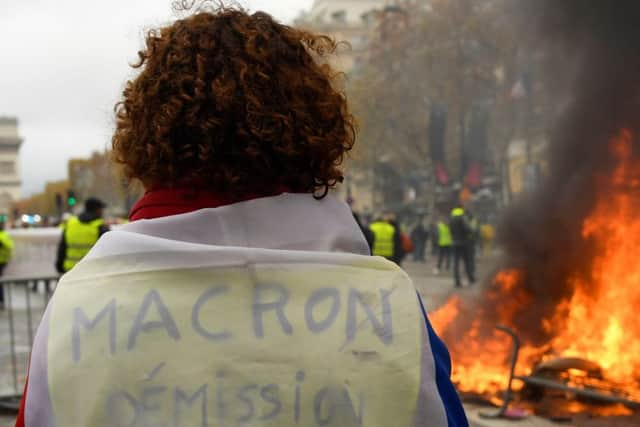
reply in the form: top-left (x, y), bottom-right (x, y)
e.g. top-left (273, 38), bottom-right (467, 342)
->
top-left (410, 223), bottom-right (428, 244)
top-left (449, 212), bottom-right (472, 246)
top-left (55, 211), bottom-right (109, 274)
top-left (389, 220), bottom-right (405, 264)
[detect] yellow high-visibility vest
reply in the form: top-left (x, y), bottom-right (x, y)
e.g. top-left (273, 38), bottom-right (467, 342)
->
top-left (437, 222), bottom-right (452, 247)
top-left (0, 230), bottom-right (13, 264)
top-left (63, 217), bottom-right (103, 272)
top-left (369, 221), bottom-right (395, 258)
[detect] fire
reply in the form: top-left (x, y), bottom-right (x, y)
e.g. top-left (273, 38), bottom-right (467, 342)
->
top-left (549, 128), bottom-right (640, 384)
top-left (432, 128), bottom-right (640, 404)
top-left (429, 295), bottom-right (460, 333)
top-left (431, 269), bottom-right (541, 394)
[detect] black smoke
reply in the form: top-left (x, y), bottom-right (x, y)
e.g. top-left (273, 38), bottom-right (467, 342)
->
top-left (497, 0), bottom-right (640, 342)
top-left (439, 1), bottom-right (640, 347)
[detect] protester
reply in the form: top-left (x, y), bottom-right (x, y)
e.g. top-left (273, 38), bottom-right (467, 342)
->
top-left (370, 214), bottom-right (407, 266)
top-left (16, 6), bottom-right (467, 427)
top-left (466, 211), bottom-right (480, 270)
top-left (434, 218), bottom-right (452, 274)
top-left (390, 216), bottom-right (410, 266)
top-left (430, 221), bottom-right (439, 256)
top-left (450, 206), bottom-right (476, 288)
top-left (0, 220), bottom-right (13, 309)
top-left (54, 197), bottom-right (109, 274)
top-left (401, 227), bottom-right (414, 261)
top-left (369, 215), bottom-right (396, 261)
top-left (411, 220), bottom-right (429, 262)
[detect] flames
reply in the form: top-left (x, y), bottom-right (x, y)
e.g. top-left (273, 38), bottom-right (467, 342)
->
top-left (550, 129), bottom-right (640, 384)
top-left (432, 129), bottom-right (640, 402)
top-left (431, 270), bottom-right (542, 394)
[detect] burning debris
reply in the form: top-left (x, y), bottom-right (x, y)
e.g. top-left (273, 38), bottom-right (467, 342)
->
top-left (431, 0), bottom-right (640, 418)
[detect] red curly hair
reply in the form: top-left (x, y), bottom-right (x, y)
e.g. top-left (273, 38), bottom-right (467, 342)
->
top-left (112, 4), bottom-right (356, 198)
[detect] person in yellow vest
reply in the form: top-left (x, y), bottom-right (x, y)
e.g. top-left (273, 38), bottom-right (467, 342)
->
top-left (369, 214), bottom-right (404, 264)
top-left (0, 220), bottom-right (13, 309)
top-left (450, 206), bottom-right (476, 288)
top-left (55, 197), bottom-right (109, 274)
top-left (17, 6), bottom-right (467, 427)
top-left (433, 218), bottom-right (452, 274)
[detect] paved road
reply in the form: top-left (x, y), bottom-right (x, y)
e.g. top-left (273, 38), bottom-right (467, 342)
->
top-left (403, 253), bottom-right (494, 311)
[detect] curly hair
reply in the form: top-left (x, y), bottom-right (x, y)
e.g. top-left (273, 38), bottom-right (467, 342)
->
top-left (112, 4), bottom-right (356, 198)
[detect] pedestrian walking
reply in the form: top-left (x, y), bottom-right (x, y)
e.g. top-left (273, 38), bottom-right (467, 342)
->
top-left (0, 220), bottom-right (13, 309)
top-left (16, 6), bottom-right (467, 427)
top-left (434, 219), bottom-right (452, 274)
top-left (450, 206), bottom-right (476, 288)
top-left (410, 221), bottom-right (428, 262)
top-left (55, 197), bottom-right (109, 274)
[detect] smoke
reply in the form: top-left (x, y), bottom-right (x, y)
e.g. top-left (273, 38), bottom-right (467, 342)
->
top-left (439, 1), bottom-right (640, 346)
top-left (500, 0), bottom-right (640, 340)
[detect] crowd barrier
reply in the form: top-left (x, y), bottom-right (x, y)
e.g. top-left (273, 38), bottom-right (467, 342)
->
top-left (5, 228), bottom-right (61, 278)
top-left (0, 277), bottom-right (58, 411)
top-left (0, 228), bottom-right (62, 411)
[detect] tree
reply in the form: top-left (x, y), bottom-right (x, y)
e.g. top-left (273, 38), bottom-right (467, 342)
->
top-left (348, 0), bottom-right (519, 213)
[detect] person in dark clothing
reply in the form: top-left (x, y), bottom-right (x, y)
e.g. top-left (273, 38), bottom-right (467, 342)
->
top-left (430, 222), bottom-right (439, 256)
top-left (466, 211), bottom-right (479, 275)
top-left (389, 218), bottom-right (406, 266)
top-left (55, 197), bottom-right (110, 274)
top-left (450, 207), bottom-right (475, 287)
top-left (411, 222), bottom-right (428, 262)
top-left (353, 212), bottom-right (374, 254)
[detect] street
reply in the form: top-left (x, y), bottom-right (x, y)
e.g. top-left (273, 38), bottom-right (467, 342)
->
top-left (404, 256), bottom-right (489, 312)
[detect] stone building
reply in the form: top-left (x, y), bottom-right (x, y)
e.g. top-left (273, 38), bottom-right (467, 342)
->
top-left (0, 117), bottom-right (23, 213)
top-left (295, 0), bottom-right (387, 73)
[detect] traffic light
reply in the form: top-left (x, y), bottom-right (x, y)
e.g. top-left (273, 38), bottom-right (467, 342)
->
top-left (67, 190), bottom-right (77, 208)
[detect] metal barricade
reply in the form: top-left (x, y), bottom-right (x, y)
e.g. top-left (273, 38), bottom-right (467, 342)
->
top-left (0, 276), bottom-right (58, 411)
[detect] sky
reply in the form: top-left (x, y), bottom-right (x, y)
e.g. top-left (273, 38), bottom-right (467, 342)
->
top-left (0, 0), bottom-right (315, 196)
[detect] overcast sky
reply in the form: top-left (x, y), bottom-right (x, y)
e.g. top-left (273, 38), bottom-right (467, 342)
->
top-left (0, 0), bottom-right (314, 196)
